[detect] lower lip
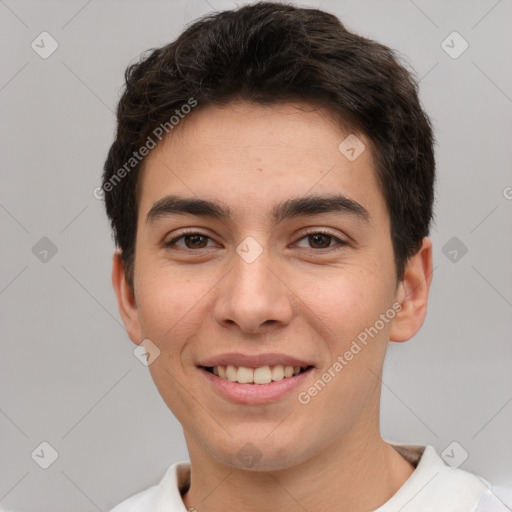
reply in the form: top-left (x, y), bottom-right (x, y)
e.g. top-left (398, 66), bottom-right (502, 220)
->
top-left (199, 367), bottom-right (314, 405)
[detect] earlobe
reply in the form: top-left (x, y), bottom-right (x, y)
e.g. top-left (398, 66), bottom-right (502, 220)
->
top-left (389, 237), bottom-right (433, 343)
top-left (112, 250), bottom-right (142, 345)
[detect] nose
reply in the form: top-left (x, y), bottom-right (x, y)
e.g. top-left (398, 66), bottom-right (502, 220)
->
top-left (213, 246), bottom-right (294, 335)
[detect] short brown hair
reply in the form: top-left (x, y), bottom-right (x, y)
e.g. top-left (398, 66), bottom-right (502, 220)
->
top-left (102, 1), bottom-right (436, 289)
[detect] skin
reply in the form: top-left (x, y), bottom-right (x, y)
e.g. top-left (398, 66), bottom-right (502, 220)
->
top-left (112, 101), bottom-right (433, 511)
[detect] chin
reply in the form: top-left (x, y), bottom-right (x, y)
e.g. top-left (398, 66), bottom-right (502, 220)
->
top-left (207, 434), bottom-right (312, 472)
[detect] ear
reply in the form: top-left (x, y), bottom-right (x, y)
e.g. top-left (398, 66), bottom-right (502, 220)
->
top-left (112, 250), bottom-right (142, 345)
top-left (389, 237), bottom-right (433, 343)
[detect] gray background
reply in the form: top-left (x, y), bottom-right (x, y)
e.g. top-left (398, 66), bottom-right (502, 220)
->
top-left (1, 0), bottom-right (511, 510)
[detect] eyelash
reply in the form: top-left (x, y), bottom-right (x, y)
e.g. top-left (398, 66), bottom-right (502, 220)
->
top-left (164, 228), bottom-right (348, 252)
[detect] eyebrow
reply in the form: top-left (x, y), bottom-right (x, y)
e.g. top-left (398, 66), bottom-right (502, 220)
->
top-left (146, 193), bottom-right (370, 225)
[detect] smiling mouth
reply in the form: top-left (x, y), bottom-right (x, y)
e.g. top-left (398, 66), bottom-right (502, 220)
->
top-left (201, 364), bottom-right (314, 384)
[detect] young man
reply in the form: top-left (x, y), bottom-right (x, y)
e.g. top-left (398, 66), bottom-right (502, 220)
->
top-left (102, 2), bottom-right (506, 510)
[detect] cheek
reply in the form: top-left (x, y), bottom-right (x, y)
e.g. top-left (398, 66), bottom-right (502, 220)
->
top-left (302, 265), bottom-right (392, 346)
top-left (298, 273), bottom-right (391, 426)
top-left (135, 266), bottom-right (208, 345)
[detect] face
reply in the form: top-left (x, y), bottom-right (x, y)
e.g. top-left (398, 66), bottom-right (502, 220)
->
top-left (113, 101), bottom-right (431, 471)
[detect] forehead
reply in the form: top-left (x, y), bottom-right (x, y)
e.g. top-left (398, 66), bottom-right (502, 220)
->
top-left (137, 101), bottom-right (386, 226)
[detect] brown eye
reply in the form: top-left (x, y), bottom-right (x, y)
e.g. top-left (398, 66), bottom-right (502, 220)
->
top-left (183, 234), bottom-right (208, 249)
top-left (308, 233), bottom-right (332, 249)
top-left (294, 230), bottom-right (347, 251)
top-left (165, 232), bottom-right (214, 250)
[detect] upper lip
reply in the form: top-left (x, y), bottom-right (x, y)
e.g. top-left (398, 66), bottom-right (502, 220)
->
top-left (198, 352), bottom-right (314, 369)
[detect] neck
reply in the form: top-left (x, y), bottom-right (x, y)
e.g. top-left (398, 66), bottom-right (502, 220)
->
top-left (182, 430), bottom-right (415, 512)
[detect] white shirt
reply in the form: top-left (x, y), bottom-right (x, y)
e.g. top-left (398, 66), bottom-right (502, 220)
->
top-left (108, 444), bottom-right (509, 511)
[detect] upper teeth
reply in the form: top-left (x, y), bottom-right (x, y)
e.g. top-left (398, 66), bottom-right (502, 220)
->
top-left (212, 365), bottom-right (304, 384)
